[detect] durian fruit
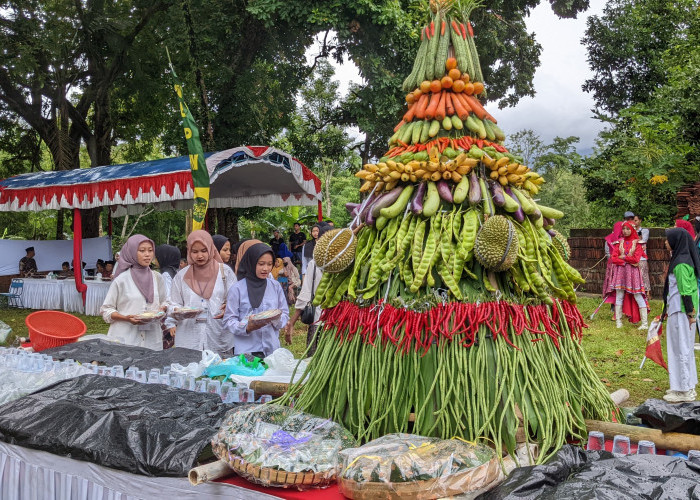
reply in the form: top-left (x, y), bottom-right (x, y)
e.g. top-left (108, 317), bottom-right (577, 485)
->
top-left (314, 228), bottom-right (357, 273)
top-left (474, 215), bottom-right (519, 272)
top-left (550, 230), bottom-right (571, 261)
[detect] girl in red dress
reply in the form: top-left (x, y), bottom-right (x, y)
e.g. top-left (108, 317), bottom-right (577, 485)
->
top-left (611, 221), bottom-right (649, 329)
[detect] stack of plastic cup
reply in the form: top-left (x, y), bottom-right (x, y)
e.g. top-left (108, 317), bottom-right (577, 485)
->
top-left (688, 450), bottom-right (700, 463)
top-left (586, 431), bottom-right (605, 451)
top-left (612, 435), bottom-right (631, 455)
top-left (147, 369), bottom-right (160, 384)
top-left (637, 440), bottom-right (656, 455)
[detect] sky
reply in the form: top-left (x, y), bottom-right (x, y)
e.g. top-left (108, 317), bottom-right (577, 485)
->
top-left (313, 0), bottom-right (607, 155)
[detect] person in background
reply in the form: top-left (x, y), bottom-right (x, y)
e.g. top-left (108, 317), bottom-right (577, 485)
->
top-left (602, 222), bottom-right (624, 319)
top-left (223, 243), bottom-right (288, 358)
top-left (286, 223), bottom-right (331, 355)
top-left (675, 218), bottom-right (696, 240)
top-left (234, 239), bottom-right (262, 274)
top-left (179, 258), bottom-right (187, 270)
top-left (19, 247), bottom-right (38, 277)
top-left (113, 251), bottom-right (120, 275)
top-left (271, 257), bottom-right (285, 280)
top-left (269, 230), bottom-right (284, 258)
top-left (661, 227), bottom-right (699, 403)
top-left (168, 231), bottom-right (237, 356)
top-left (612, 221), bottom-right (649, 329)
top-left (60, 261), bottom-right (73, 277)
top-left (301, 223), bottom-right (321, 276)
top-left (289, 223), bottom-right (306, 266)
top-left (95, 259), bottom-right (106, 277)
top-left (103, 261), bottom-right (114, 279)
top-left (624, 211), bottom-right (635, 222)
top-left (282, 256), bottom-right (301, 304)
top-left (212, 235), bottom-right (232, 266)
top-left (100, 235), bottom-right (167, 350)
top-left (633, 215), bottom-right (651, 295)
top-left (155, 244), bottom-right (181, 297)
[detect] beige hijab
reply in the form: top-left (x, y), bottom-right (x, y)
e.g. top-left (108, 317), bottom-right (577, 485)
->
top-left (234, 239), bottom-right (262, 274)
top-left (184, 230), bottom-right (223, 299)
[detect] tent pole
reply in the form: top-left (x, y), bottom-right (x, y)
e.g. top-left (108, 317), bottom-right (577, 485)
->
top-left (73, 209), bottom-right (88, 305)
top-left (317, 200), bottom-right (323, 222)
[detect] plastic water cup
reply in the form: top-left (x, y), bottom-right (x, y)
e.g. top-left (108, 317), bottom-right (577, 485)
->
top-left (194, 379), bottom-right (208, 393)
top-left (64, 359), bottom-right (76, 366)
top-left (147, 369), bottom-right (161, 384)
top-left (207, 380), bottom-right (221, 396)
top-left (97, 366), bottom-right (110, 376)
top-left (162, 366), bottom-right (171, 375)
top-left (169, 373), bottom-right (183, 389)
top-left (242, 389), bottom-right (255, 403)
top-left (637, 440), bottom-right (656, 455)
top-left (228, 386), bottom-right (240, 403)
top-left (112, 365), bottom-right (124, 378)
top-left (220, 382), bottom-right (233, 402)
top-left (159, 374), bottom-right (170, 385)
top-left (184, 376), bottom-right (196, 391)
top-left (259, 395), bottom-right (272, 404)
top-left (612, 435), bottom-right (631, 455)
top-left (586, 431), bottom-right (605, 451)
top-left (688, 450), bottom-right (700, 463)
top-left (135, 370), bottom-right (147, 384)
top-left (125, 367), bottom-right (137, 380)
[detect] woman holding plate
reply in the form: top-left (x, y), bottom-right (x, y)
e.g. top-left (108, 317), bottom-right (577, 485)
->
top-left (167, 230), bottom-right (237, 355)
top-left (101, 234), bottom-right (167, 350)
top-left (223, 242), bottom-right (288, 358)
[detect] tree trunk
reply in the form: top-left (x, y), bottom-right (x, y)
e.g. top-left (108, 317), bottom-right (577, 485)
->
top-left (82, 208), bottom-right (102, 238)
top-left (324, 168), bottom-right (333, 218)
top-left (55, 209), bottom-right (64, 240)
top-left (205, 209), bottom-right (216, 233)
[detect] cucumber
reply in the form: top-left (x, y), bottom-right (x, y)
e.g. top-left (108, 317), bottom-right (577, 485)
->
top-left (453, 171), bottom-right (470, 204)
top-left (412, 121), bottom-right (422, 144)
top-left (422, 181), bottom-right (440, 217)
top-left (451, 115), bottom-right (464, 130)
top-left (420, 120), bottom-right (431, 143)
top-left (428, 119), bottom-right (440, 138)
top-left (502, 192), bottom-right (520, 213)
top-left (442, 116), bottom-right (453, 131)
top-left (511, 188), bottom-right (536, 215)
top-left (490, 121), bottom-right (506, 142)
top-left (380, 184), bottom-right (415, 219)
top-left (475, 117), bottom-right (487, 139)
top-left (482, 118), bottom-right (496, 141)
top-left (537, 203), bottom-right (565, 220)
top-left (466, 114), bottom-right (481, 136)
top-left (434, 19), bottom-right (451, 78)
top-left (399, 121), bottom-right (414, 144)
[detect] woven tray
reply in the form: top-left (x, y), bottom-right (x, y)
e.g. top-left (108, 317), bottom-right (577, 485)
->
top-left (213, 443), bottom-right (336, 488)
top-left (338, 456), bottom-right (501, 500)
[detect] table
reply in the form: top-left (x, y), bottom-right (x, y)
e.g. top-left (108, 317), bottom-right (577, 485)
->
top-left (9, 278), bottom-right (111, 316)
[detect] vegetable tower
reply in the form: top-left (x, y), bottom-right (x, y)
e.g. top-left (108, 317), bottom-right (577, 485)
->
top-left (282, 0), bottom-right (617, 462)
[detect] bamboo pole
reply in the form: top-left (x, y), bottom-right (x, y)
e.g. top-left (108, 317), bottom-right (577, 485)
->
top-left (250, 380), bottom-right (290, 398)
top-left (188, 460), bottom-right (233, 485)
top-left (585, 419), bottom-right (700, 453)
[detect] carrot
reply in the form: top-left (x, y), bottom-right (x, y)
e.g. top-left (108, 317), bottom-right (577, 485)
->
top-left (485, 112), bottom-right (497, 124)
top-left (467, 22), bottom-right (474, 38)
top-left (430, 20), bottom-right (435, 37)
top-left (425, 92), bottom-right (442, 120)
top-left (445, 92), bottom-right (455, 116)
top-left (414, 93), bottom-right (431, 120)
top-left (424, 26), bottom-right (430, 40)
top-left (408, 93), bottom-right (427, 120)
top-left (451, 20), bottom-right (461, 35)
top-left (451, 93), bottom-right (470, 120)
top-left (441, 20), bottom-right (445, 36)
top-left (435, 91), bottom-right (447, 121)
top-left (460, 23), bottom-right (467, 39)
top-left (455, 92), bottom-right (473, 113)
top-left (394, 119), bottom-right (406, 133)
top-left (464, 94), bottom-right (487, 120)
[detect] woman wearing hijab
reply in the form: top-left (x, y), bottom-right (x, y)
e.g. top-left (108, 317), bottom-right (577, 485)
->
top-left (611, 221), bottom-right (649, 329)
top-left (167, 230), bottom-right (237, 355)
top-left (301, 223), bottom-right (321, 276)
top-left (283, 256), bottom-right (301, 304)
top-left (101, 235), bottom-right (167, 350)
top-left (155, 244), bottom-right (181, 297)
top-left (272, 257), bottom-right (285, 279)
top-left (675, 218), bottom-right (696, 239)
top-left (234, 239), bottom-right (262, 275)
top-left (601, 221), bottom-right (623, 320)
top-left (662, 227), bottom-right (700, 403)
top-left (285, 223), bottom-right (331, 355)
top-left (212, 235), bottom-right (232, 265)
top-left (223, 243), bottom-right (289, 358)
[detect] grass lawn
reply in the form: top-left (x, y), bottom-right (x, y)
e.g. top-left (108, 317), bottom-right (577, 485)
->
top-left (2, 296), bottom-right (698, 406)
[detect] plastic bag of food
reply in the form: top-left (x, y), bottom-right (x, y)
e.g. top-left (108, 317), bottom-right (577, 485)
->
top-left (263, 348), bottom-right (308, 377)
top-left (212, 404), bottom-right (356, 490)
top-left (338, 434), bottom-right (500, 499)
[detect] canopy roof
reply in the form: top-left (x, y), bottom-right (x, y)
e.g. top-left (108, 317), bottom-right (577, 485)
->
top-left (0, 146), bottom-right (321, 216)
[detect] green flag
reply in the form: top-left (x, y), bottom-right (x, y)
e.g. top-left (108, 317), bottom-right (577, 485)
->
top-left (168, 54), bottom-right (209, 230)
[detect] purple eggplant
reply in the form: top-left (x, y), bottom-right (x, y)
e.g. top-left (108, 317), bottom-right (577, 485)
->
top-left (543, 217), bottom-right (555, 228)
top-left (357, 192), bottom-right (378, 223)
top-left (504, 186), bottom-right (525, 222)
top-left (468, 172), bottom-right (481, 205)
top-left (371, 186), bottom-right (403, 217)
top-left (488, 181), bottom-right (505, 206)
top-left (547, 230), bottom-right (557, 237)
top-left (366, 207), bottom-right (376, 226)
top-left (345, 202), bottom-right (360, 214)
top-left (410, 182), bottom-right (427, 215)
top-left (436, 180), bottom-right (454, 203)
top-left (529, 207), bottom-right (542, 220)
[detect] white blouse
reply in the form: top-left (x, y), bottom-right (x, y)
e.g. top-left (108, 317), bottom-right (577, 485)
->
top-left (100, 270), bottom-right (167, 351)
top-left (167, 264), bottom-right (237, 352)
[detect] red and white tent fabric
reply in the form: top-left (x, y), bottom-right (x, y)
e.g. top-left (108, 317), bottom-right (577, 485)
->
top-left (0, 146), bottom-right (322, 216)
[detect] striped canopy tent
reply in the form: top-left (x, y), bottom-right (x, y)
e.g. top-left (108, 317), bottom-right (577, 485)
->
top-left (0, 145), bottom-right (322, 299)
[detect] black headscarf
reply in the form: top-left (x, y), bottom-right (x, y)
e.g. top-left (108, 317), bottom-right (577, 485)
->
top-left (662, 227), bottom-right (700, 305)
top-left (303, 222), bottom-right (332, 259)
top-left (237, 242), bottom-right (274, 309)
top-left (212, 234), bottom-right (230, 252)
top-left (155, 244), bottom-right (181, 279)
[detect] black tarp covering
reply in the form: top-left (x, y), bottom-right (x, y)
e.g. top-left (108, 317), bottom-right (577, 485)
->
top-left (0, 375), bottom-right (232, 477)
top-left (41, 338), bottom-right (203, 370)
top-left (479, 445), bottom-right (700, 500)
top-left (634, 398), bottom-right (700, 435)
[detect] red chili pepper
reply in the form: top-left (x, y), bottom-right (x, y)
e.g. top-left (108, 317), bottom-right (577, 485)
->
top-left (467, 22), bottom-right (474, 38)
top-left (430, 20), bottom-right (435, 37)
top-left (476, 139), bottom-right (484, 149)
top-left (460, 22), bottom-right (467, 39)
top-left (441, 20), bottom-right (446, 36)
